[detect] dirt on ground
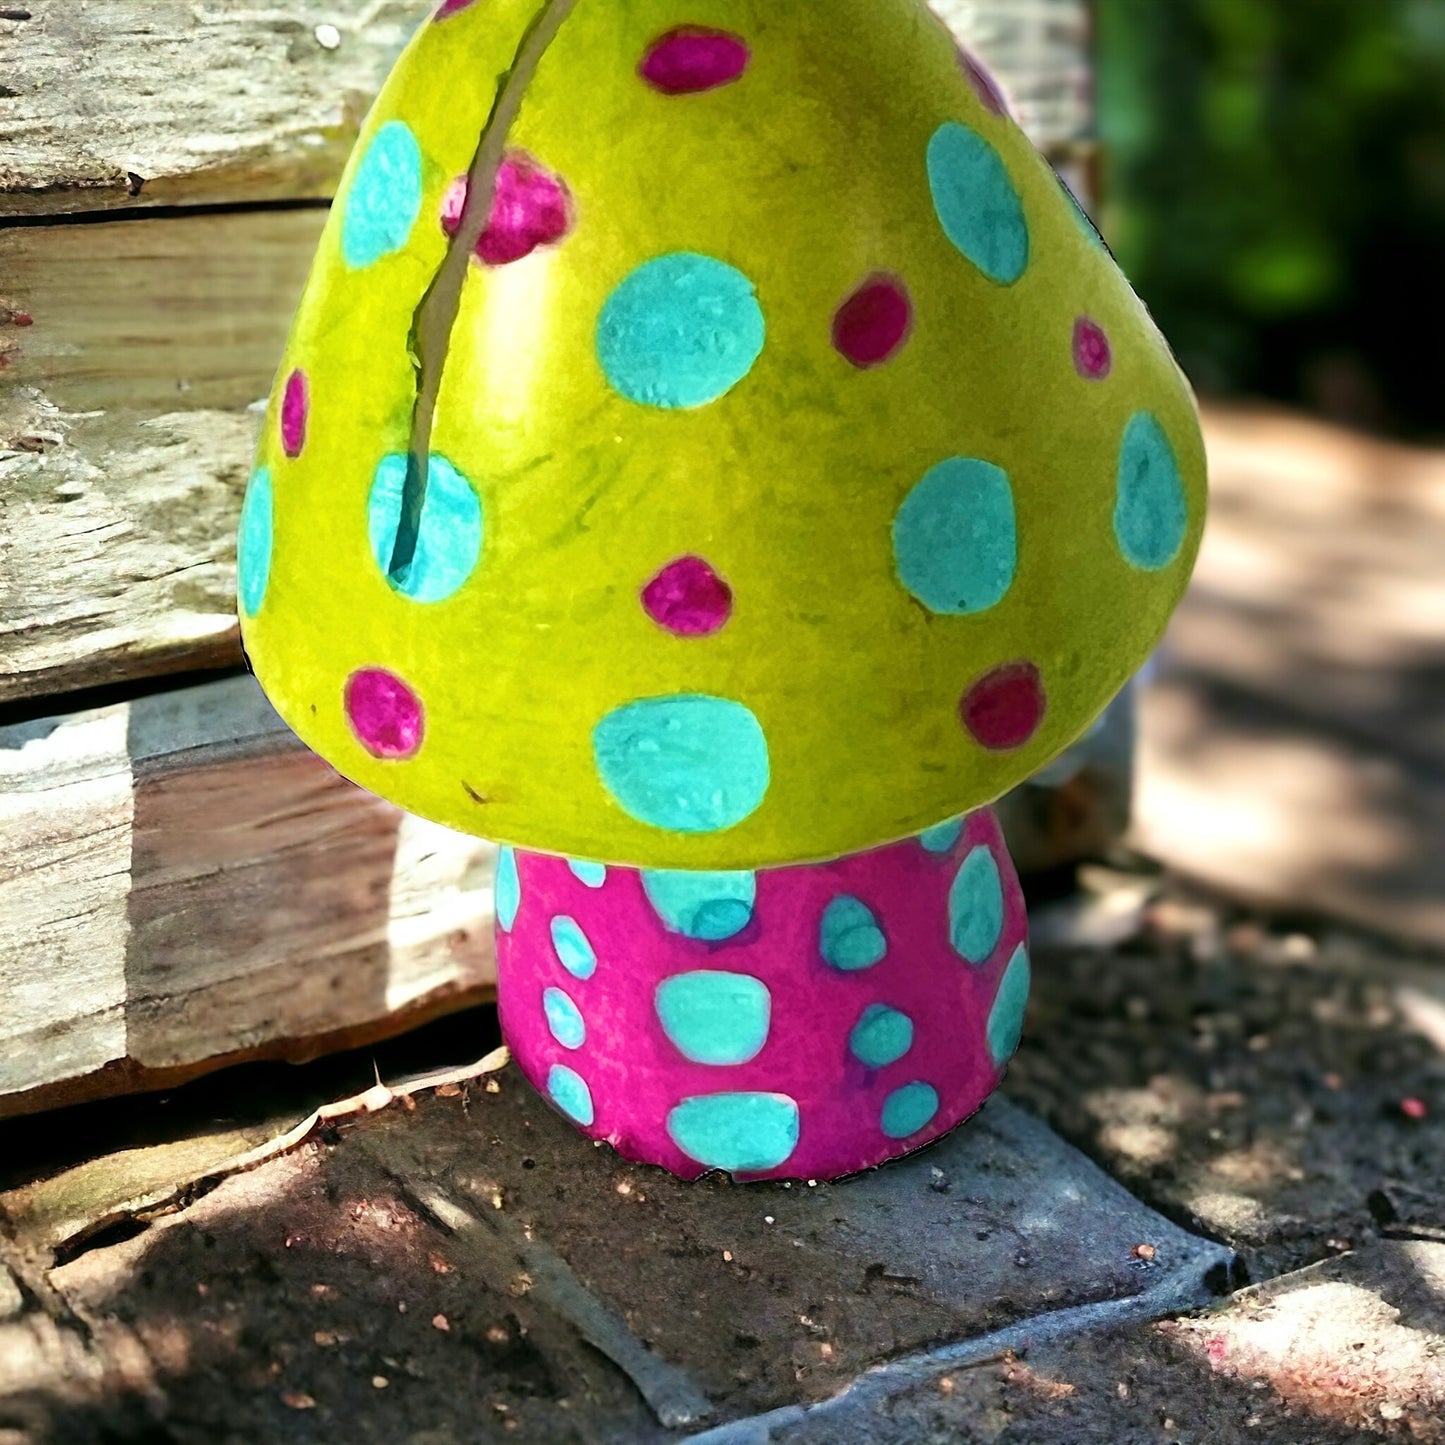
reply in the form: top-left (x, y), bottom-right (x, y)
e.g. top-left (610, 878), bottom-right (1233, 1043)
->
top-left (1010, 869), bottom-right (1445, 1281)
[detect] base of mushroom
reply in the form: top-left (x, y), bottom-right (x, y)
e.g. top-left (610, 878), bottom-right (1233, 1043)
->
top-left (493, 811), bottom-right (1031, 1183)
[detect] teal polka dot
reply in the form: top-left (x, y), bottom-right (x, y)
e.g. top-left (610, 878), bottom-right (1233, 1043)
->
top-left (850, 1005), bottom-right (915, 1068)
top-left (543, 987), bottom-right (585, 1050)
top-left (547, 1064), bottom-right (594, 1126)
top-left (495, 847), bottom-right (520, 933)
top-left (949, 847), bottom-right (1004, 964)
top-left (988, 945), bottom-right (1031, 1066)
top-left (927, 122), bottom-right (1030, 284)
top-left (368, 453), bottom-right (482, 603)
top-left (820, 895), bottom-right (888, 971)
top-left (920, 817), bottom-right (964, 854)
top-left (641, 870), bottom-right (757, 941)
top-left (881, 1082), bottom-right (940, 1140)
top-left (1115, 412), bottom-right (1188, 571)
top-left (237, 467), bottom-right (273, 618)
top-left (593, 695), bottom-right (770, 834)
top-left (550, 916), bottom-right (597, 980)
top-left (893, 459), bottom-right (1017, 615)
top-left (667, 1093), bottom-right (800, 1174)
top-left (597, 253), bottom-right (765, 409)
top-left (655, 971), bottom-right (770, 1066)
top-left (569, 860), bottom-right (608, 889)
top-left (342, 120), bottom-right (423, 269)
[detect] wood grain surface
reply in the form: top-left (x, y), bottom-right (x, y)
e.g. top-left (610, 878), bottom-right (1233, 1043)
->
top-left (0, 673), bottom-right (497, 1119)
top-left (0, 1), bottom-right (429, 216)
top-left (0, 210), bottom-right (322, 703)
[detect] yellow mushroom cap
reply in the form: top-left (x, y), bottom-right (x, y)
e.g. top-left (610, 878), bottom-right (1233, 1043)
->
top-left (238, 0), bottom-right (1208, 870)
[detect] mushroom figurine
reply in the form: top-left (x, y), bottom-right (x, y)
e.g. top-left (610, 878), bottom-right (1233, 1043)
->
top-left (238, 0), bottom-right (1207, 1181)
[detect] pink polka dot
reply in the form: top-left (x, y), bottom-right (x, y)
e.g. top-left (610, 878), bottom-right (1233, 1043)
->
top-left (642, 556), bottom-right (733, 637)
top-left (833, 275), bottom-right (913, 368)
top-left (960, 662), bottom-right (1046, 752)
top-left (956, 45), bottom-right (1011, 117)
top-left (434, 0), bottom-right (477, 18)
top-left (1073, 317), bottom-right (1112, 380)
top-left (441, 152), bottom-right (572, 267)
top-left (281, 369), bottom-right (308, 458)
top-left (345, 669), bottom-right (425, 759)
top-left (640, 27), bottom-right (750, 94)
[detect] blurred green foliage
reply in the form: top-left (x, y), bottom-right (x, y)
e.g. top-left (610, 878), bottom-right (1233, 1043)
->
top-left (1097, 0), bottom-right (1445, 435)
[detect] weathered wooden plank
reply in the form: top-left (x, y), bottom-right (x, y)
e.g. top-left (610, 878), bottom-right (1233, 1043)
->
top-left (0, 207), bottom-right (323, 702)
top-left (0, 397), bottom-right (255, 703)
top-left (0, 705), bottom-right (132, 1098)
top-left (0, 1), bottom-right (430, 217)
top-left (0, 207), bottom-right (322, 414)
top-left (0, 673), bottom-right (497, 1119)
top-left (0, 1), bottom-right (1091, 220)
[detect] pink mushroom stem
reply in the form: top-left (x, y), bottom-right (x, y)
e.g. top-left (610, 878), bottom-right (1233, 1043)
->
top-left (494, 810), bottom-right (1031, 1181)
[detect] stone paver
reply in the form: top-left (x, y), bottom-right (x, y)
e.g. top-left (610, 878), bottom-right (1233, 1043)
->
top-left (357, 1077), bottom-right (1227, 1413)
top-left (724, 1243), bottom-right (1445, 1444)
top-left (1009, 875), bottom-right (1445, 1281)
top-left (0, 1064), bottom-right (1227, 1442)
